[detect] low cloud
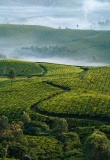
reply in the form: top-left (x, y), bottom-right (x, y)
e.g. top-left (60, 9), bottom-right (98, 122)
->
top-left (0, 0), bottom-right (110, 30)
top-left (83, 0), bottom-right (110, 11)
top-left (15, 56), bottom-right (108, 67)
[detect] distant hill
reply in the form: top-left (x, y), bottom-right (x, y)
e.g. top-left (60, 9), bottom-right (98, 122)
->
top-left (0, 24), bottom-right (101, 47)
top-left (0, 24), bottom-right (110, 65)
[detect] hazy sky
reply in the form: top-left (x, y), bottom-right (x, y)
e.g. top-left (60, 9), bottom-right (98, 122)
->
top-left (0, 0), bottom-right (110, 29)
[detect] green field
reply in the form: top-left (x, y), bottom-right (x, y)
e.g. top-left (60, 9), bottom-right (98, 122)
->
top-left (0, 59), bottom-right (110, 160)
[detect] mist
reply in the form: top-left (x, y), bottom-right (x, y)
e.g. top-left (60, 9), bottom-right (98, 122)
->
top-left (0, 0), bottom-right (110, 66)
top-left (0, 0), bottom-right (110, 30)
top-left (10, 46), bottom-right (110, 67)
top-left (13, 56), bottom-right (108, 67)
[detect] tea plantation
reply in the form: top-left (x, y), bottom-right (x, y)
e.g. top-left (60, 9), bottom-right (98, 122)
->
top-left (0, 59), bottom-right (110, 160)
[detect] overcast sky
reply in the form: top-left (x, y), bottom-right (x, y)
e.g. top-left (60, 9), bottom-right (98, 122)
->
top-left (0, 0), bottom-right (110, 30)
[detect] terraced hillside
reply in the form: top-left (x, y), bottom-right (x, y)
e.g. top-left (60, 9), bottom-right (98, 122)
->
top-left (0, 60), bottom-right (110, 121)
top-left (0, 60), bottom-right (110, 160)
top-left (32, 63), bottom-right (110, 121)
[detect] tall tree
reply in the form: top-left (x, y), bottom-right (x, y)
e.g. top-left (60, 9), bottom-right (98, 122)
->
top-left (8, 68), bottom-right (16, 86)
top-left (22, 112), bottom-right (31, 124)
top-left (1, 67), bottom-right (6, 75)
top-left (0, 115), bottom-right (9, 130)
top-left (84, 130), bottom-right (110, 160)
top-left (52, 118), bottom-right (68, 133)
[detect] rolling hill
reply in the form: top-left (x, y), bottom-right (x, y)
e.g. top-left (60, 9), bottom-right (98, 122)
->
top-left (0, 24), bottom-right (110, 65)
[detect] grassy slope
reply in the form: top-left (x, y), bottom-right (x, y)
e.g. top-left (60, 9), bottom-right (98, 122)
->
top-left (0, 59), bottom-right (43, 76)
top-left (64, 31), bottom-right (110, 62)
top-left (0, 24), bottom-right (101, 44)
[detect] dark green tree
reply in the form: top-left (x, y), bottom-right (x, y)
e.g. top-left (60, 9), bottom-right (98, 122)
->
top-left (8, 143), bottom-right (28, 159)
top-left (52, 118), bottom-right (68, 133)
top-left (84, 130), bottom-right (110, 160)
top-left (0, 115), bottom-right (9, 130)
top-left (22, 112), bottom-right (31, 124)
top-left (0, 144), bottom-right (8, 158)
top-left (8, 68), bottom-right (16, 86)
top-left (1, 67), bottom-right (6, 75)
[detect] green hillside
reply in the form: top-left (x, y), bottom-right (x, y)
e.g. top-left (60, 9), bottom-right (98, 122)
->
top-left (0, 59), bottom-right (43, 76)
top-left (0, 24), bottom-right (110, 65)
top-left (64, 31), bottom-right (110, 63)
top-left (0, 24), bottom-right (108, 64)
top-left (34, 63), bottom-right (110, 120)
top-left (0, 60), bottom-right (110, 120)
top-left (0, 24), bottom-right (101, 45)
top-left (0, 50), bottom-right (110, 159)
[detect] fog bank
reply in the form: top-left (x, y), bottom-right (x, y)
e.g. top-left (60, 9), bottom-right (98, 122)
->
top-left (14, 56), bottom-right (108, 66)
